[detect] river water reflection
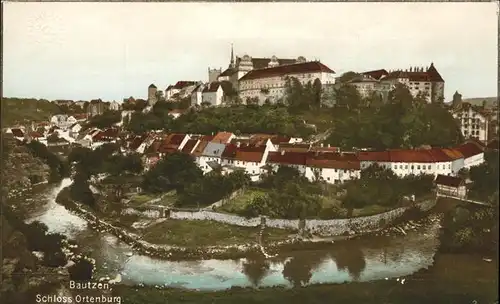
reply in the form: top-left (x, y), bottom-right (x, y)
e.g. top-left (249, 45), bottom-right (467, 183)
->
top-left (26, 178), bottom-right (440, 291)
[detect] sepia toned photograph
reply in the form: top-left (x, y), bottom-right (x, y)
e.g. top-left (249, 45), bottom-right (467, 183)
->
top-left (1, 2), bottom-right (498, 304)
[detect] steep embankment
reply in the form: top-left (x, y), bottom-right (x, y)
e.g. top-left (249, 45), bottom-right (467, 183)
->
top-left (1, 136), bottom-right (71, 303)
top-left (0, 210), bottom-right (70, 304)
top-left (2, 138), bottom-right (51, 199)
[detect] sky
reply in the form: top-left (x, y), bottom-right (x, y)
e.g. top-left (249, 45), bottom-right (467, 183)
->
top-left (3, 2), bottom-right (498, 102)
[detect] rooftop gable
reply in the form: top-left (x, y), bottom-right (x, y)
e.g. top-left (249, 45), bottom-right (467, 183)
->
top-left (239, 61), bottom-right (335, 81)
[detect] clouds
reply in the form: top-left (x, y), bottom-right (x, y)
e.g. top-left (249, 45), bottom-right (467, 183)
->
top-left (3, 2), bottom-right (497, 101)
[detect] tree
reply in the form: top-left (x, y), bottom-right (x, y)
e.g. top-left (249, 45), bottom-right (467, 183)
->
top-left (26, 140), bottom-right (69, 181)
top-left (334, 84), bottom-right (362, 110)
top-left (142, 152), bottom-right (203, 194)
top-left (70, 174), bottom-right (96, 208)
top-left (337, 71), bottom-right (359, 83)
top-left (87, 110), bottom-right (121, 129)
top-left (242, 257), bottom-right (270, 287)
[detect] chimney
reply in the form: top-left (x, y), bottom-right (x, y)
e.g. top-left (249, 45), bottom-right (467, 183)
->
top-left (320, 143), bottom-right (324, 148)
top-left (236, 142), bottom-right (241, 148)
top-left (327, 144), bottom-right (330, 148)
top-left (281, 150), bottom-right (285, 155)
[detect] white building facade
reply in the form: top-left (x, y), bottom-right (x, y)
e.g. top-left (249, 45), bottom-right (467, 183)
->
top-left (452, 103), bottom-right (489, 143)
top-left (238, 61), bottom-right (336, 105)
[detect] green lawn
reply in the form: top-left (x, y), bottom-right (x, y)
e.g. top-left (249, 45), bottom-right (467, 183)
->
top-left (352, 205), bottom-right (393, 217)
top-left (140, 219), bottom-right (291, 247)
top-left (157, 191), bottom-right (178, 207)
top-left (217, 187), bottom-right (394, 220)
top-left (216, 189), bottom-right (268, 214)
top-left (128, 193), bottom-right (162, 206)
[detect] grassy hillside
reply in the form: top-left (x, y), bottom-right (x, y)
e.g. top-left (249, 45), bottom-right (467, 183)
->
top-left (1, 97), bottom-right (62, 127)
top-left (462, 97), bottom-right (497, 109)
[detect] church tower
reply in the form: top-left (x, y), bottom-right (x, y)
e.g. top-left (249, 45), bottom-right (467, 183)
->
top-left (229, 43), bottom-right (235, 69)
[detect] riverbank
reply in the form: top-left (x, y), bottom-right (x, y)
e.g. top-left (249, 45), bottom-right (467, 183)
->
top-left (56, 185), bottom-right (438, 261)
top-left (111, 252), bottom-right (498, 304)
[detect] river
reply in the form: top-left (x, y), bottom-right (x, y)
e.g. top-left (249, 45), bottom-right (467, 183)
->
top-left (23, 178), bottom-right (490, 293)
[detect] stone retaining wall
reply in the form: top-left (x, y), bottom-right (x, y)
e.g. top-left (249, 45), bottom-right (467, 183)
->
top-left (168, 199), bottom-right (436, 236)
top-left (265, 217), bottom-right (301, 230)
top-left (123, 208), bottom-right (162, 218)
top-left (169, 210), bottom-right (261, 227)
top-left (305, 200), bottom-right (436, 236)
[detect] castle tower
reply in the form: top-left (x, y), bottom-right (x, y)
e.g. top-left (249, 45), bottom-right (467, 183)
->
top-left (452, 91), bottom-right (462, 107)
top-left (208, 67), bottom-right (222, 83)
top-left (148, 84), bottom-right (158, 106)
top-left (427, 63), bottom-right (445, 103)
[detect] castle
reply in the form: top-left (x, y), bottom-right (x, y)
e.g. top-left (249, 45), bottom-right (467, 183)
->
top-left (207, 44), bottom-right (308, 91)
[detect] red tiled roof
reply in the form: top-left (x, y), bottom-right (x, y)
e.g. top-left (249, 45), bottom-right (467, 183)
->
top-left (168, 134), bottom-right (186, 146)
top-left (222, 143), bottom-right (266, 159)
top-left (440, 148), bottom-right (464, 160)
top-left (435, 174), bottom-right (464, 188)
top-left (192, 140), bottom-right (210, 157)
top-left (267, 151), bottom-right (308, 166)
top-left (310, 146), bottom-right (339, 152)
top-left (158, 134), bottom-right (186, 154)
top-left (239, 143), bottom-right (267, 153)
top-left (236, 57), bottom-right (300, 70)
top-left (230, 138), bottom-right (251, 146)
top-left (129, 135), bottom-right (149, 151)
top-left (173, 81), bottom-right (197, 90)
top-left (380, 63), bottom-right (444, 83)
top-left (219, 68), bottom-right (235, 77)
top-left (222, 143), bottom-right (239, 158)
top-left (362, 69), bottom-right (389, 81)
top-left (11, 128), bottom-right (24, 137)
top-left (200, 135), bottom-right (214, 142)
top-left (203, 82), bottom-right (223, 93)
top-left (427, 63), bottom-right (444, 82)
top-left (359, 148), bottom-right (464, 163)
top-left (181, 139), bottom-right (199, 154)
top-left (239, 61), bottom-right (335, 81)
top-left (30, 132), bottom-right (43, 138)
top-left (270, 136), bottom-right (291, 145)
top-left (455, 143), bottom-right (484, 158)
top-left (202, 81), bottom-right (234, 94)
top-left (306, 158), bottom-right (361, 170)
top-left (212, 132), bottom-right (234, 144)
top-left (145, 140), bottom-right (162, 154)
top-left (234, 151), bottom-right (264, 163)
top-left (100, 128), bottom-right (119, 138)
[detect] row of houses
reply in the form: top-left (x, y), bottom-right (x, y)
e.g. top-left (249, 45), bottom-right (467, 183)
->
top-left (118, 130), bottom-right (490, 184)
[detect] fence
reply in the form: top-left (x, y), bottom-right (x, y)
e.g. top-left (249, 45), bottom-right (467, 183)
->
top-left (120, 197), bottom-right (437, 236)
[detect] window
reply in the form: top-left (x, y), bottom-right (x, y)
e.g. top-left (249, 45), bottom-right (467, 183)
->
top-left (428, 165), bottom-right (431, 170)
top-left (405, 165), bottom-right (408, 169)
top-left (411, 165), bottom-right (414, 169)
top-left (417, 165), bottom-right (421, 170)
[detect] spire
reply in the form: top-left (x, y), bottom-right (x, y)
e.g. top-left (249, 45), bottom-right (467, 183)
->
top-left (230, 43), bottom-right (235, 68)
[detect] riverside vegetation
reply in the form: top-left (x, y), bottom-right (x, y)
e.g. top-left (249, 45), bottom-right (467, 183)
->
top-left (0, 135), bottom-right (93, 303)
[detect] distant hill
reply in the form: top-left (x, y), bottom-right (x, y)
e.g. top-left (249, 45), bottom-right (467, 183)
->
top-left (462, 97), bottom-right (497, 109)
top-left (1, 98), bottom-right (62, 128)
